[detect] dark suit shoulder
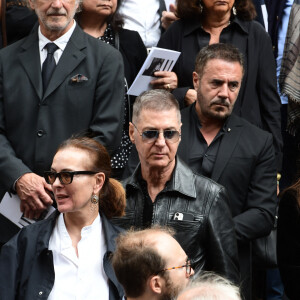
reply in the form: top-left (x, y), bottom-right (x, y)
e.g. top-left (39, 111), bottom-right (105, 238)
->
top-left (118, 28), bottom-right (141, 41)
top-left (229, 113), bottom-right (273, 140)
top-left (0, 30), bottom-right (37, 56)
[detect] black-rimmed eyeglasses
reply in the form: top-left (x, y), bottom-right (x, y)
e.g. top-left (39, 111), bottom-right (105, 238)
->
top-left (44, 171), bottom-right (97, 185)
top-left (157, 259), bottom-right (192, 276)
top-left (132, 122), bottom-right (181, 144)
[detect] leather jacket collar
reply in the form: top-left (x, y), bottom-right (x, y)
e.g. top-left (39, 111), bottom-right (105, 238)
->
top-left (124, 157), bottom-right (197, 199)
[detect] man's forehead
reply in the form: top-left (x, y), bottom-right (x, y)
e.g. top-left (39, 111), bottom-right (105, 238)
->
top-left (137, 108), bottom-right (180, 126)
top-left (203, 58), bottom-right (243, 76)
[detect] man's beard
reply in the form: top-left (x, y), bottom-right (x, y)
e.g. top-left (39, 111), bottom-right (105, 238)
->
top-left (160, 273), bottom-right (183, 300)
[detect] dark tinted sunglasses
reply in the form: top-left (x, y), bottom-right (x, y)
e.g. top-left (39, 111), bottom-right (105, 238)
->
top-left (132, 123), bottom-right (181, 144)
top-left (44, 171), bottom-right (97, 185)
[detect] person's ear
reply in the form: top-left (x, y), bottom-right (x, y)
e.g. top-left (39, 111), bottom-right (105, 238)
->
top-left (129, 122), bottom-right (135, 144)
top-left (93, 172), bottom-right (105, 194)
top-left (149, 275), bottom-right (163, 295)
top-left (193, 71), bottom-right (200, 90)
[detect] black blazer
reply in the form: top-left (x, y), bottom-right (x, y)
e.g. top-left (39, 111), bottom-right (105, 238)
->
top-left (178, 106), bottom-right (277, 243)
top-left (178, 106), bottom-right (277, 299)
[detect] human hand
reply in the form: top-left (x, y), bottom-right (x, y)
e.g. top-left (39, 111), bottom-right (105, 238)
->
top-left (151, 71), bottom-right (178, 91)
top-left (161, 4), bottom-right (178, 30)
top-left (16, 173), bottom-right (53, 219)
top-left (184, 89), bottom-right (197, 106)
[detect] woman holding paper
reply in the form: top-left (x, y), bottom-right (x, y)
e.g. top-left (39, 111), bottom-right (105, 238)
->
top-left (77, 0), bottom-right (147, 179)
top-left (0, 136), bottom-right (126, 300)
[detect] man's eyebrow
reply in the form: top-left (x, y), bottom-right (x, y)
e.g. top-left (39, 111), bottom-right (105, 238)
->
top-left (211, 79), bottom-right (224, 83)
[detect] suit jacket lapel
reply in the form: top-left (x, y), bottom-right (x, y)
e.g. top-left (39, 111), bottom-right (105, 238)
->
top-left (42, 25), bottom-right (87, 101)
top-left (18, 30), bottom-right (43, 100)
top-left (211, 114), bottom-right (243, 182)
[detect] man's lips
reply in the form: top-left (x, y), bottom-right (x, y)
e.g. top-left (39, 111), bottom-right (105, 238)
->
top-left (97, 4), bottom-right (112, 8)
top-left (151, 153), bottom-right (166, 157)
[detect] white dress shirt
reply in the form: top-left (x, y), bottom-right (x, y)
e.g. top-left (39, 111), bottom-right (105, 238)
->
top-left (119, 0), bottom-right (161, 48)
top-left (48, 213), bottom-right (109, 300)
top-left (38, 20), bottom-right (76, 68)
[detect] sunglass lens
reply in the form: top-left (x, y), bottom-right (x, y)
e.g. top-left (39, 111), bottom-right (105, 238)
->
top-left (164, 130), bottom-right (177, 140)
top-left (60, 172), bottom-right (72, 184)
top-left (143, 130), bottom-right (158, 140)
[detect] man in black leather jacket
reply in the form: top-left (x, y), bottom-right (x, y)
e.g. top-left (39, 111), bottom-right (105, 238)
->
top-left (112, 89), bottom-right (240, 285)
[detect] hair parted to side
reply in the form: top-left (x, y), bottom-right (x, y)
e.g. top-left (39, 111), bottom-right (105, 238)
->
top-left (176, 0), bottom-right (256, 21)
top-left (177, 271), bottom-right (241, 300)
top-left (112, 226), bottom-right (175, 298)
top-left (195, 43), bottom-right (244, 80)
top-left (132, 89), bottom-right (181, 124)
top-left (56, 136), bottom-right (125, 219)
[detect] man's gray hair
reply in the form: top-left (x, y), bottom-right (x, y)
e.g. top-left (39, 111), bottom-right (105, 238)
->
top-left (132, 89), bottom-right (181, 124)
top-left (177, 272), bottom-right (241, 300)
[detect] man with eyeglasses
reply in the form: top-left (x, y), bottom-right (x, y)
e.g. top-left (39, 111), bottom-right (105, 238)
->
top-left (112, 89), bottom-right (240, 285)
top-left (112, 227), bottom-right (194, 300)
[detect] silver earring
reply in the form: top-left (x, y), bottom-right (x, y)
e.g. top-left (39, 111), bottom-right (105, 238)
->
top-left (232, 5), bottom-right (237, 15)
top-left (91, 194), bottom-right (99, 204)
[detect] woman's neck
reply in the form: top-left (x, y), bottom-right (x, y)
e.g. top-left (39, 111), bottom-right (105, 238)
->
top-left (63, 209), bottom-right (99, 256)
top-left (202, 10), bottom-right (231, 32)
top-left (201, 11), bottom-right (231, 44)
top-left (78, 13), bottom-right (108, 38)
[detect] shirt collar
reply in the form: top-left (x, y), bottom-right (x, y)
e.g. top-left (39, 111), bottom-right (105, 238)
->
top-left (38, 20), bottom-right (77, 52)
top-left (183, 16), bottom-right (249, 36)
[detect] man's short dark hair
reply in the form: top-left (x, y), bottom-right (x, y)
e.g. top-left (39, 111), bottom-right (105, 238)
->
top-left (112, 227), bottom-right (174, 298)
top-left (132, 89), bottom-right (181, 124)
top-left (195, 43), bottom-right (244, 80)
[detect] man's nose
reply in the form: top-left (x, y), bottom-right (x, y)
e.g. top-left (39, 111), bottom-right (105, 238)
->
top-left (51, 0), bottom-right (63, 8)
top-left (154, 132), bottom-right (166, 146)
top-left (218, 84), bottom-right (229, 98)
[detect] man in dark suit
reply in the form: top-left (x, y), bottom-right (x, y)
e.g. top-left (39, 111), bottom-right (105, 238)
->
top-left (177, 43), bottom-right (277, 300)
top-left (0, 0), bottom-right (124, 244)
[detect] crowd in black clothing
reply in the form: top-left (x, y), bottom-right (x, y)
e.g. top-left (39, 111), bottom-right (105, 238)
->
top-left (0, 1), bottom-right (299, 300)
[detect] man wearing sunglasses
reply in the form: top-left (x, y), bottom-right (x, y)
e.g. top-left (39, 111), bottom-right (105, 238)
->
top-left (112, 227), bottom-right (194, 300)
top-left (112, 89), bottom-right (240, 285)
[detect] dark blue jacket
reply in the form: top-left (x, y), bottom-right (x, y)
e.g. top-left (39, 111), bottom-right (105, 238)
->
top-left (0, 211), bottom-right (124, 300)
top-left (265, 0), bottom-right (286, 57)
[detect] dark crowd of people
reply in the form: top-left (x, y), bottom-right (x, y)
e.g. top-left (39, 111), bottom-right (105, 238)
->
top-left (0, 0), bottom-right (299, 300)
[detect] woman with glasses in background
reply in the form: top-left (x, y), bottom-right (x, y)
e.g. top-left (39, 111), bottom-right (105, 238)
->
top-left (0, 136), bottom-right (126, 300)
